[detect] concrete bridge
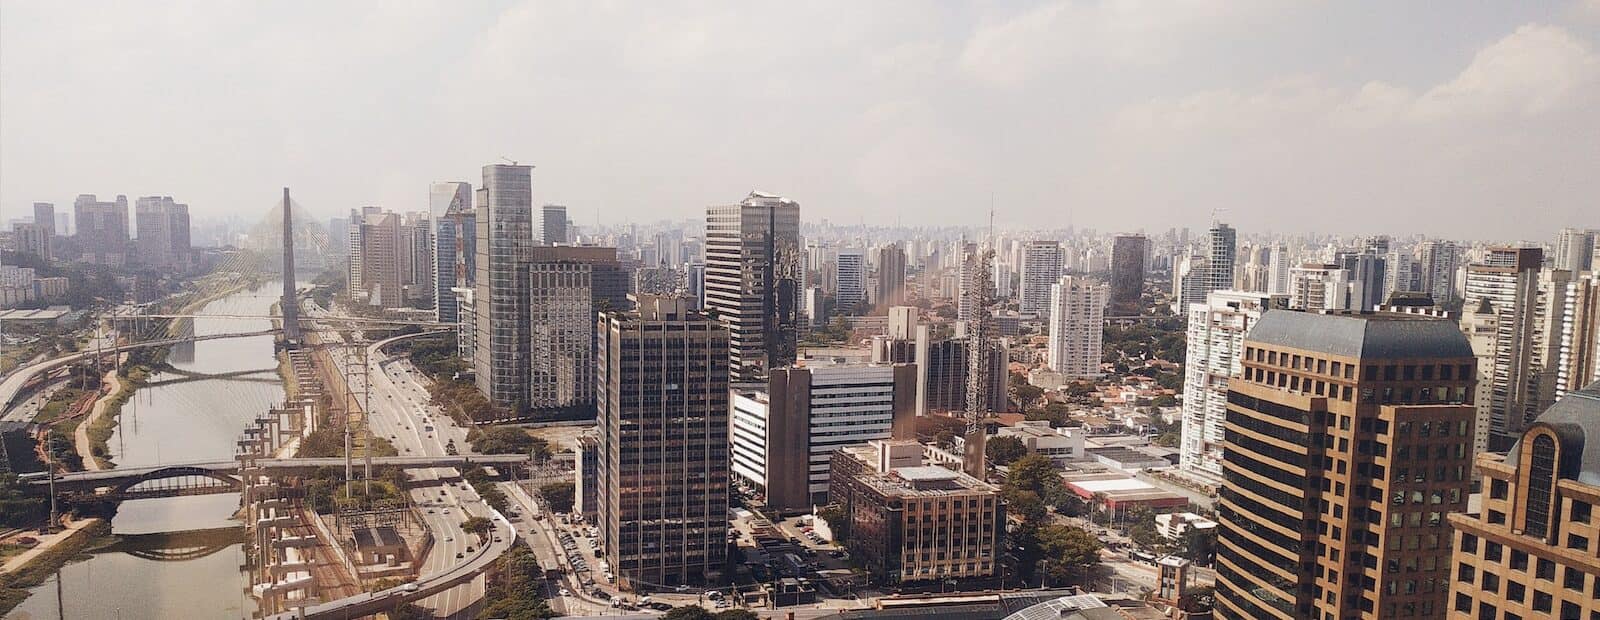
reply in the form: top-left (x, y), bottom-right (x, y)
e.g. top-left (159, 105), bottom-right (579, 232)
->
top-left (27, 454), bottom-right (528, 499)
top-left (0, 328), bottom-right (279, 418)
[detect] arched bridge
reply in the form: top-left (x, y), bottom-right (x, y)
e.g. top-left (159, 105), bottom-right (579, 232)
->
top-left (28, 454), bottom-right (529, 500)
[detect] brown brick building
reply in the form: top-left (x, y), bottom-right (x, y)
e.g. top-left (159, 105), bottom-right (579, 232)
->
top-left (1214, 310), bottom-right (1476, 620)
top-left (1448, 381), bottom-right (1600, 620)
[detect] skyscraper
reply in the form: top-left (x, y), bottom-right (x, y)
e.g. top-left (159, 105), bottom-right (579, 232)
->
top-left (1205, 222), bottom-right (1237, 295)
top-left (1019, 240), bottom-right (1063, 318)
top-left (835, 248), bottom-right (866, 313)
top-left (474, 164), bottom-right (536, 409)
top-left (541, 204), bottom-right (569, 245)
top-left (1109, 234), bottom-right (1148, 316)
top-left (11, 222), bottom-right (50, 261)
top-left (73, 194), bottom-right (129, 266)
top-left (597, 296), bottom-right (730, 588)
top-left (1214, 311), bottom-right (1476, 620)
top-left (1046, 276), bottom-right (1106, 378)
top-left (704, 191), bottom-right (801, 381)
top-left (1178, 290), bottom-right (1282, 484)
top-left (401, 212), bottom-right (433, 305)
top-left (1462, 247), bottom-right (1544, 452)
top-left (874, 243), bottom-right (907, 311)
top-left (525, 245), bottom-right (624, 417)
top-left (1337, 248), bottom-right (1388, 311)
top-left (430, 181), bottom-right (474, 324)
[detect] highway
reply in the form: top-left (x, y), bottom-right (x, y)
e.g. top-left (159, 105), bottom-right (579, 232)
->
top-left (344, 332), bottom-right (490, 618)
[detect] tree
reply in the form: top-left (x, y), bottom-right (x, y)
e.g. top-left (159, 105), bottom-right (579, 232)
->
top-left (539, 482), bottom-right (575, 513)
top-left (462, 516), bottom-right (493, 539)
top-left (986, 436), bottom-right (1028, 466)
top-left (714, 610), bottom-right (758, 620)
top-left (1005, 455), bottom-right (1065, 503)
top-left (1036, 524), bottom-right (1101, 586)
top-left (934, 429), bottom-right (956, 449)
top-left (468, 426), bottom-right (550, 457)
top-left (663, 606), bottom-right (715, 620)
top-left (816, 505), bottom-right (848, 542)
top-left (387, 603), bottom-right (432, 620)
top-left (1179, 584), bottom-right (1215, 613)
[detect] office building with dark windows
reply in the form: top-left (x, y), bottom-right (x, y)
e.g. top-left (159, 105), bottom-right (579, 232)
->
top-left (1214, 310), bottom-right (1476, 620)
top-left (596, 295), bottom-right (730, 589)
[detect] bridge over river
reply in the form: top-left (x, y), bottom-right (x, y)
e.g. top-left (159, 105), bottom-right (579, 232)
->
top-left (26, 454), bottom-right (528, 499)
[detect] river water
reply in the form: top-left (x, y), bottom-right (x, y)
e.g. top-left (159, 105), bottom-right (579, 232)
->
top-left (9, 283), bottom-right (286, 620)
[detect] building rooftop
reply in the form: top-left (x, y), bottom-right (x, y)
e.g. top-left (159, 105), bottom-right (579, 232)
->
top-left (1245, 310), bottom-right (1474, 360)
top-left (1507, 380), bottom-right (1600, 486)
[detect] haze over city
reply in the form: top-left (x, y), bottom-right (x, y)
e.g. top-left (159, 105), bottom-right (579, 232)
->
top-left (4, 1), bottom-right (1598, 238)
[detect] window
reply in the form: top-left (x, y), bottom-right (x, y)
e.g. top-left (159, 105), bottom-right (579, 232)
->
top-left (1537, 558), bottom-right (1556, 580)
top-left (1569, 534), bottom-right (1589, 551)
top-left (1506, 580), bottom-right (1525, 603)
top-left (1490, 479), bottom-right (1508, 499)
top-left (1566, 567), bottom-right (1586, 589)
top-left (1534, 591), bottom-right (1552, 613)
top-left (1574, 501), bottom-right (1592, 524)
top-left (1482, 572), bottom-right (1500, 594)
top-left (1526, 435), bottom-right (1558, 538)
top-left (1511, 549), bottom-right (1528, 570)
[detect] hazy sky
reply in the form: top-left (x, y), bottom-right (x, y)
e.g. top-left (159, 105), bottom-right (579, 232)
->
top-left (3, 1), bottom-right (1597, 240)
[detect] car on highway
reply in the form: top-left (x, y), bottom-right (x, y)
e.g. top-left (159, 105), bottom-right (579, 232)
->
top-left (456, 552), bottom-right (464, 559)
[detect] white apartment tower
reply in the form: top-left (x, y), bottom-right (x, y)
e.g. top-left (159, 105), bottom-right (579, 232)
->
top-left (1020, 241), bottom-right (1064, 318)
top-left (1046, 276), bottom-right (1107, 378)
top-left (1179, 290), bottom-right (1281, 483)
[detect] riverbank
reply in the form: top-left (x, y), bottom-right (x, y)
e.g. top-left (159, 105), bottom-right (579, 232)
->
top-left (75, 368), bottom-right (123, 471)
top-left (0, 518), bottom-right (110, 615)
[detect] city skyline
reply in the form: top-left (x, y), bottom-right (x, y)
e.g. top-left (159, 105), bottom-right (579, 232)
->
top-left (4, 2), bottom-right (1598, 238)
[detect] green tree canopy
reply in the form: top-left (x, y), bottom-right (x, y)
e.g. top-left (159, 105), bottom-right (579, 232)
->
top-left (986, 436), bottom-right (1028, 466)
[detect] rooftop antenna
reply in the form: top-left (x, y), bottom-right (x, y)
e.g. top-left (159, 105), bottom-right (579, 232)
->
top-left (499, 156), bottom-right (518, 165)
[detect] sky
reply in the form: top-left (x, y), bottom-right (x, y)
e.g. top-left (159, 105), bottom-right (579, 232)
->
top-left (2, 1), bottom-right (1598, 240)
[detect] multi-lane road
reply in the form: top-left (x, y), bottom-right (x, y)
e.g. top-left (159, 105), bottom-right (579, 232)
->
top-left (324, 331), bottom-right (489, 618)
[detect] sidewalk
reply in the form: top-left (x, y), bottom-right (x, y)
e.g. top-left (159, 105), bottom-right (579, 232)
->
top-left (0, 516), bottom-right (102, 575)
top-left (74, 368), bottom-right (122, 472)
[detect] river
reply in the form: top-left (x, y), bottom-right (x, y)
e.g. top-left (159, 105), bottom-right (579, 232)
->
top-left (8, 283), bottom-right (286, 620)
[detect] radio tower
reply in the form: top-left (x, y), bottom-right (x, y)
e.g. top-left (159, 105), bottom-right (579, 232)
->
top-left (961, 208), bottom-right (999, 478)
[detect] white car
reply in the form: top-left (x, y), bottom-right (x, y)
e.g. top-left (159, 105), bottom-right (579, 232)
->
top-left (558, 588), bottom-right (571, 597)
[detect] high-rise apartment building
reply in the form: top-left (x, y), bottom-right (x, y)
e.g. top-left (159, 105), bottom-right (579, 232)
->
top-left (1178, 290), bottom-right (1282, 484)
top-left (596, 295), bottom-right (730, 588)
top-left (430, 181), bottom-right (474, 323)
top-left (1109, 234), bottom-right (1148, 316)
top-left (875, 243), bottom-right (907, 311)
top-left (475, 164), bottom-right (536, 409)
top-left (1338, 250), bottom-right (1388, 312)
top-left (1288, 263), bottom-right (1351, 311)
top-left (1462, 247), bottom-right (1544, 452)
top-left (1554, 227), bottom-right (1598, 273)
top-left (1214, 311), bottom-right (1476, 620)
top-left (73, 194), bottom-right (129, 266)
top-left (133, 196), bottom-right (191, 270)
top-left (1447, 381), bottom-right (1600, 620)
top-left (730, 362), bottom-right (916, 512)
top-left (1019, 240), bottom-right (1064, 318)
top-left (704, 191), bottom-right (801, 381)
top-left (1266, 244), bottom-right (1292, 296)
top-left (1046, 276), bottom-right (1107, 378)
top-left (541, 204), bottom-right (569, 245)
top-left (1418, 240), bottom-right (1460, 305)
top-left (347, 207), bottom-right (403, 308)
top-left (1557, 274), bottom-right (1600, 398)
top-left (836, 248), bottom-right (866, 313)
top-left (11, 222), bottom-right (50, 261)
